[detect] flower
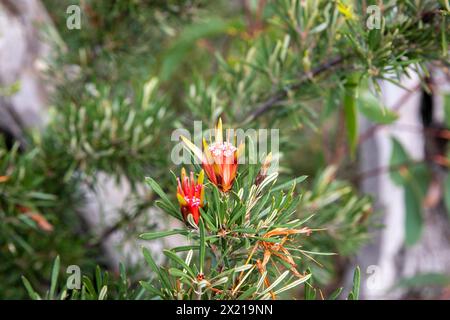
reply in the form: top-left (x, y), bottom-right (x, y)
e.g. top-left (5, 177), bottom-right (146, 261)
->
top-left (181, 118), bottom-right (243, 192)
top-left (337, 1), bottom-right (354, 20)
top-left (176, 168), bottom-right (205, 225)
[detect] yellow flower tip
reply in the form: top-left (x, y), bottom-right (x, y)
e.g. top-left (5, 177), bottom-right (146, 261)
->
top-left (200, 187), bottom-right (205, 206)
top-left (177, 193), bottom-right (187, 206)
top-left (181, 167), bottom-right (187, 180)
top-left (337, 1), bottom-right (354, 20)
top-left (197, 169), bottom-right (205, 185)
top-left (202, 137), bottom-right (209, 149)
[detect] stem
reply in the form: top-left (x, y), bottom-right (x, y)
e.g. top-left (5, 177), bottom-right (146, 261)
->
top-left (243, 55), bottom-right (348, 123)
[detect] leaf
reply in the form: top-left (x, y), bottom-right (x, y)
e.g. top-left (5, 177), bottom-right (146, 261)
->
top-left (169, 268), bottom-right (194, 281)
top-left (139, 281), bottom-right (162, 297)
top-left (343, 74), bottom-right (359, 156)
top-left (348, 266), bottom-right (360, 300)
top-left (98, 286), bottom-right (108, 300)
top-left (323, 88), bottom-right (342, 119)
top-left (304, 269), bottom-right (316, 300)
top-left (237, 287), bottom-right (257, 300)
top-left (82, 275), bottom-right (97, 299)
top-left (443, 174), bottom-right (450, 221)
top-left (21, 276), bottom-right (41, 300)
top-left (142, 247), bottom-right (171, 290)
top-left (139, 229), bottom-right (189, 240)
top-left (404, 183), bottom-right (423, 246)
top-left (328, 287), bottom-right (343, 300)
top-left (28, 191), bottom-right (58, 201)
top-left (163, 250), bottom-right (196, 279)
top-left (273, 274), bottom-right (311, 296)
top-left (358, 93), bottom-right (398, 124)
top-left (95, 265), bottom-right (102, 292)
top-left (155, 200), bottom-right (182, 221)
top-left (257, 270), bottom-right (289, 298)
top-left (395, 273), bottom-right (450, 288)
top-left (271, 175), bottom-right (308, 193)
top-left (199, 218), bottom-right (206, 274)
top-left (441, 15), bottom-right (448, 57)
top-left (443, 94), bottom-right (450, 127)
top-left (145, 177), bottom-right (181, 220)
top-left (389, 138), bottom-right (410, 186)
top-left (233, 264), bottom-right (254, 273)
top-left (49, 255), bottom-right (60, 300)
top-left (389, 138), bottom-right (427, 245)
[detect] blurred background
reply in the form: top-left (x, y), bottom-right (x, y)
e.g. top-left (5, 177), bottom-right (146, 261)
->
top-left (0, 0), bottom-right (449, 299)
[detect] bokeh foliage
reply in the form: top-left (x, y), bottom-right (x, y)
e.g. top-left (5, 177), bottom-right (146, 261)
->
top-left (0, 0), bottom-right (448, 298)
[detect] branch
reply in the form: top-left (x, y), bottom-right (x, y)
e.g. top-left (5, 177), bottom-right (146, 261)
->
top-left (243, 55), bottom-right (347, 123)
top-left (351, 159), bottom-right (422, 183)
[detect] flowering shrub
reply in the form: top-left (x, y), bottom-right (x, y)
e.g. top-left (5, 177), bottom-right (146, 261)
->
top-left (139, 120), bottom-right (361, 300)
top-left (5, 0), bottom-right (447, 300)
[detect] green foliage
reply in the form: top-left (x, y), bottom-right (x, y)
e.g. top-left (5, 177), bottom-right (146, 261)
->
top-left (45, 79), bottom-right (171, 182)
top-left (358, 92), bottom-right (398, 125)
top-left (22, 256), bottom-right (142, 300)
top-left (136, 142), bottom-right (370, 299)
top-left (389, 138), bottom-right (430, 245)
top-left (347, 266), bottom-right (360, 300)
top-left (1, 0), bottom-right (448, 298)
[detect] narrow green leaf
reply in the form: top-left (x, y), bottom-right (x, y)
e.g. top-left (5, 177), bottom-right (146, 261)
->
top-left (443, 94), bottom-right (450, 127)
top-left (139, 229), bottom-right (189, 241)
top-left (237, 287), bottom-right (257, 300)
top-left (142, 247), bottom-right (171, 290)
top-left (271, 175), bottom-right (308, 193)
top-left (343, 75), bottom-right (359, 156)
top-left (199, 219), bottom-right (206, 274)
top-left (389, 138), bottom-right (410, 185)
top-left (404, 184), bottom-right (423, 246)
top-left (98, 286), bottom-right (108, 300)
top-left (395, 272), bottom-right (450, 288)
top-left (169, 268), bottom-right (194, 281)
top-left (95, 265), bottom-right (102, 292)
top-left (273, 274), bottom-right (311, 296)
top-left (443, 174), bottom-right (450, 221)
top-left (21, 276), bottom-right (41, 300)
top-left (139, 281), bottom-right (162, 297)
top-left (304, 269), bottom-right (316, 300)
top-left (257, 270), bottom-right (289, 298)
top-left (49, 255), bottom-right (60, 300)
top-left (82, 275), bottom-right (97, 299)
top-left (328, 287), bottom-right (343, 300)
top-left (163, 250), bottom-right (196, 279)
top-left (145, 177), bottom-right (181, 219)
top-left (348, 266), bottom-right (360, 300)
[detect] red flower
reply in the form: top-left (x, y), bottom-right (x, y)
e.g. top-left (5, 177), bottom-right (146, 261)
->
top-left (176, 168), bottom-right (205, 225)
top-left (181, 118), bottom-right (243, 192)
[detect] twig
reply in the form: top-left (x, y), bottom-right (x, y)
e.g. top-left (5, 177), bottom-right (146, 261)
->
top-left (351, 159), bottom-right (422, 183)
top-left (243, 55), bottom-right (347, 123)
